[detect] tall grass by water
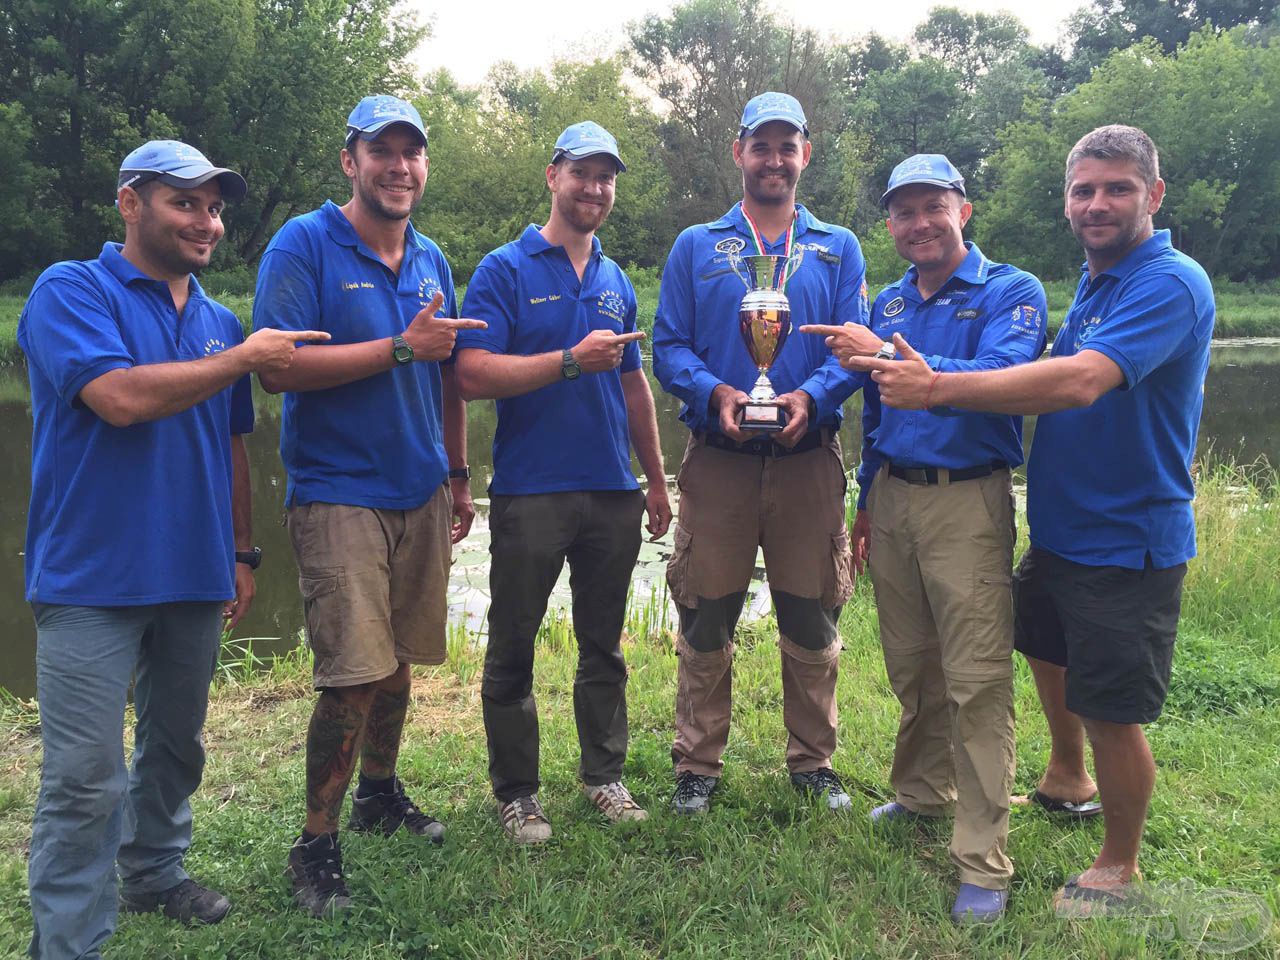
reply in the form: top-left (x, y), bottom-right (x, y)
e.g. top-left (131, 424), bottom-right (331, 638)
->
top-left (0, 461), bottom-right (1276, 957)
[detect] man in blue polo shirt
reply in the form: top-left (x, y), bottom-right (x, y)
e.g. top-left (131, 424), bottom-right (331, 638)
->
top-left (19, 141), bottom-right (326, 960)
top-left (456, 122), bottom-right (669, 842)
top-left (844, 126), bottom-right (1214, 914)
top-left (652, 92), bottom-right (866, 816)
top-left (252, 95), bottom-right (486, 916)
top-left (804, 154), bottom-right (1047, 922)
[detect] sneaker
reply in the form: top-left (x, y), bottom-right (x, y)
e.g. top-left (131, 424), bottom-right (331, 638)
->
top-left (671, 772), bottom-right (718, 815)
top-left (285, 833), bottom-right (352, 918)
top-left (348, 776), bottom-right (445, 843)
top-left (119, 878), bottom-right (231, 925)
top-left (952, 883), bottom-right (1008, 923)
top-left (870, 800), bottom-right (922, 824)
top-left (790, 768), bottom-right (853, 811)
top-left (499, 794), bottom-right (552, 844)
top-left (584, 782), bottom-right (649, 823)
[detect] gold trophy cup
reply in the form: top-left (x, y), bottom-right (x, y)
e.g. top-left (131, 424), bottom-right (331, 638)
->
top-left (729, 249), bottom-right (804, 432)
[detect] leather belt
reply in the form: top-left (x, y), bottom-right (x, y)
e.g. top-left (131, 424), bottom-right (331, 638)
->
top-left (887, 461), bottom-right (1009, 485)
top-left (698, 428), bottom-right (832, 458)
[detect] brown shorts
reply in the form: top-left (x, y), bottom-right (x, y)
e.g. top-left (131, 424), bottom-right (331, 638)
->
top-left (287, 488), bottom-right (452, 688)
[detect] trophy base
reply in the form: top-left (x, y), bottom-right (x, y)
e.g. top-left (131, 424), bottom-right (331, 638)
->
top-left (740, 402), bottom-right (787, 432)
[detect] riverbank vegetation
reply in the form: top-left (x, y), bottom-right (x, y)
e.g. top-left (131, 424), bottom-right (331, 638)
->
top-left (0, 460), bottom-right (1276, 958)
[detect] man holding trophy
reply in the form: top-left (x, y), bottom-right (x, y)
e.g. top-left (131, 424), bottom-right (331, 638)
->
top-left (652, 92), bottom-right (867, 815)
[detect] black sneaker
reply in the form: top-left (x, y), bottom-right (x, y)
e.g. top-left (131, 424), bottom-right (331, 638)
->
top-left (671, 772), bottom-right (718, 815)
top-left (348, 776), bottom-right (445, 843)
top-left (119, 878), bottom-right (231, 925)
top-left (790, 768), bottom-right (853, 811)
top-left (286, 833), bottom-right (353, 918)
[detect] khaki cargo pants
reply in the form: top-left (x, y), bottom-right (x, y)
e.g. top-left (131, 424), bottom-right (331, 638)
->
top-left (867, 464), bottom-right (1017, 889)
top-left (667, 433), bottom-right (854, 776)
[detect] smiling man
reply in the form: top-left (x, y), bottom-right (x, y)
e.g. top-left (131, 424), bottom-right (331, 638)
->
top-left (652, 92), bottom-right (866, 816)
top-left (455, 122), bottom-right (669, 842)
top-left (803, 154), bottom-right (1047, 922)
top-left (252, 95), bottom-right (486, 916)
top-left (19, 140), bottom-right (326, 959)
top-left (841, 126), bottom-right (1215, 915)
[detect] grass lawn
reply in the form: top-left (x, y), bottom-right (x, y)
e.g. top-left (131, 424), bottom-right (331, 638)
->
top-left (0, 464), bottom-right (1277, 958)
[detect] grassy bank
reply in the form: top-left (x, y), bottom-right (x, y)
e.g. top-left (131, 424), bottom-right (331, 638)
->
top-left (2, 279), bottom-right (1279, 366)
top-left (0, 462), bottom-right (1276, 958)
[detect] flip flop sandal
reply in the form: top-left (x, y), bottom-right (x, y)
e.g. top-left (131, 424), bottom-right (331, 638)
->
top-left (1031, 789), bottom-right (1103, 819)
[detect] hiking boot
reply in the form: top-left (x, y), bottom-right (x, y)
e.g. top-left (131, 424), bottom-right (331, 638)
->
top-left (499, 794), bottom-right (552, 844)
top-left (584, 781), bottom-right (649, 823)
top-left (348, 776), bottom-right (445, 843)
top-left (790, 768), bottom-right (853, 811)
top-left (671, 772), bottom-right (718, 815)
top-left (119, 878), bottom-right (231, 925)
top-left (286, 833), bottom-right (352, 918)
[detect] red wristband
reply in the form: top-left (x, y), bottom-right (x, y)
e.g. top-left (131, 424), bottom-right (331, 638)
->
top-left (923, 371), bottom-right (942, 410)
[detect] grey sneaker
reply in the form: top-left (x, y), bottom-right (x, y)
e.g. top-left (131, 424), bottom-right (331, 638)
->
top-left (119, 878), bottom-right (231, 925)
top-left (499, 794), bottom-right (552, 844)
top-left (584, 781), bottom-right (649, 823)
top-left (671, 772), bottom-right (718, 815)
top-left (790, 768), bottom-right (853, 811)
top-left (348, 776), bottom-right (445, 843)
top-left (285, 833), bottom-right (352, 918)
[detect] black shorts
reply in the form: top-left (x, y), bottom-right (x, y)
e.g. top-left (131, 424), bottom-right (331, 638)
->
top-left (1012, 547), bottom-right (1186, 725)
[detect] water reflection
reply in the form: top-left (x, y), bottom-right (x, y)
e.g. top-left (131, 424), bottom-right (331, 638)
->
top-left (2, 341), bottom-right (1277, 697)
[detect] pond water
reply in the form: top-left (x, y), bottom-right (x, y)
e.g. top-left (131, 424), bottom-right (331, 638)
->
top-left (2, 340), bottom-right (1278, 698)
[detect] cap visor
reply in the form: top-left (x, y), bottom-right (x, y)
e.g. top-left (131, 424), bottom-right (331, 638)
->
top-left (156, 168), bottom-right (248, 202)
top-left (554, 149), bottom-right (625, 173)
top-left (742, 115), bottom-right (807, 136)
top-left (881, 179), bottom-right (966, 206)
top-left (355, 119), bottom-right (428, 144)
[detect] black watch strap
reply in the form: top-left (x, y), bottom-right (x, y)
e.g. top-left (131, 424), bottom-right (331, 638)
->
top-left (235, 547), bottom-right (262, 570)
top-left (447, 466), bottom-right (471, 480)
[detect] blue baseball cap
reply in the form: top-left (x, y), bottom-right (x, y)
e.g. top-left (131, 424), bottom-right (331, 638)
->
top-left (346, 95), bottom-right (428, 146)
top-left (117, 140), bottom-right (247, 201)
top-left (552, 121), bottom-right (626, 173)
top-left (881, 153), bottom-right (966, 207)
top-left (739, 92), bottom-right (808, 138)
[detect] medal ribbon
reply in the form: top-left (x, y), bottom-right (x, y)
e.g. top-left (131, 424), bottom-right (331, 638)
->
top-left (741, 207), bottom-right (798, 292)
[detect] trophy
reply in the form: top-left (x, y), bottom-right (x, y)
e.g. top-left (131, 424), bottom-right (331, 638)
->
top-left (729, 248), bottom-right (804, 432)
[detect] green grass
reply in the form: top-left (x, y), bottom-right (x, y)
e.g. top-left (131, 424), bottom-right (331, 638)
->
top-left (0, 463), bottom-right (1276, 958)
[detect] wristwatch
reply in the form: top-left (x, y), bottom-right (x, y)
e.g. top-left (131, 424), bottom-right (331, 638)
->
top-left (561, 348), bottom-right (581, 380)
top-left (391, 334), bottom-right (414, 364)
top-left (235, 547), bottom-right (262, 570)
top-left (447, 466), bottom-right (471, 480)
top-left (874, 342), bottom-right (896, 360)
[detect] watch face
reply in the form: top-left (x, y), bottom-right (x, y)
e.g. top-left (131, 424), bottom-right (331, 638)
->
top-left (393, 345), bottom-right (414, 364)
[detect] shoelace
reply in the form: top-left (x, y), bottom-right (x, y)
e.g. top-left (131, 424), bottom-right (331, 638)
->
top-left (304, 841), bottom-right (349, 895)
top-left (508, 795), bottom-right (546, 823)
top-left (674, 775), bottom-right (714, 802)
top-left (385, 781), bottom-right (439, 829)
top-left (801, 769), bottom-right (843, 792)
top-left (595, 782), bottom-right (638, 811)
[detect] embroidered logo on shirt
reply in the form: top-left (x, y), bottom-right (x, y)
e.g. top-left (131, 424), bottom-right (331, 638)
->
top-left (417, 276), bottom-right (443, 308)
top-left (596, 289), bottom-right (627, 324)
top-left (1074, 315), bottom-right (1103, 350)
top-left (342, 281), bottom-right (376, 291)
top-left (955, 308), bottom-right (982, 320)
top-left (714, 237), bottom-right (747, 255)
top-left (204, 337), bottom-right (228, 355)
top-left (883, 296), bottom-right (906, 318)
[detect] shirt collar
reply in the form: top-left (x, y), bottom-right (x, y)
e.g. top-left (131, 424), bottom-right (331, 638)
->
top-left (99, 241), bottom-right (204, 300)
top-left (321, 199), bottom-right (427, 257)
top-left (1083, 229), bottom-right (1173, 281)
top-left (898, 241), bottom-right (990, 297)
top-left (708, 202), bottom-right (833, 237)
top-left (517, 223), bottom-right (603, 260)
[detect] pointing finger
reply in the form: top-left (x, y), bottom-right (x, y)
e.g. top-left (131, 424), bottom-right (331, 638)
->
top-left (798, 324), bottom-right (847, 338)
top-left (613, 331), bottom-right (646, 343)
top-left (292, 330), bottom-right (332, 343)
top-left (443, 318), bottom-right (489, 330)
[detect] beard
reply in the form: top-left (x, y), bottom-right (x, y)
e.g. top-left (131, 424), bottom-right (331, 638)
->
top-left (137, 220), bottom-right (218, 276)
top-left (558, 196), bottom-right (611, 234)
top-left (1071, 213), bottom-right (1147, 260)
top-left (353, 176), bottom-right (422, 222)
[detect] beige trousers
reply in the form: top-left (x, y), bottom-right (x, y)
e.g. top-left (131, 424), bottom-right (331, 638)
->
top-left (867, 465), bottom-right (1017, 888)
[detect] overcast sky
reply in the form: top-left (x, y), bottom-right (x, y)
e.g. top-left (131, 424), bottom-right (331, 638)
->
top-left (413, 0), bottom-right (1086, 86)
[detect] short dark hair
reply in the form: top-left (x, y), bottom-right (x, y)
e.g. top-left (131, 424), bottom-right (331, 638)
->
top-left (1065, 125), bottom-right (1159, 191)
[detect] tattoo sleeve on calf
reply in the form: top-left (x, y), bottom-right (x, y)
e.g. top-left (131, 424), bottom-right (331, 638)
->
top-left (362, 678), bottom-right (411, 779)
top-left (305, 690), bottom-right (368, 827)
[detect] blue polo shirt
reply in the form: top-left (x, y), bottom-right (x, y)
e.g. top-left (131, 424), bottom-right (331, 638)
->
top-left (653, 203), bottom-right (866, 433)
top-left (1028, 230), bottom-right (1214, 569)
top-left (457, 226), bottom-right (642, 495)
top-left (18, 243), bottom-right (254, 606)
top-left (855, 243), bottom-right (1047, 508)
top-left (253, 201), bottom-right (457, 508)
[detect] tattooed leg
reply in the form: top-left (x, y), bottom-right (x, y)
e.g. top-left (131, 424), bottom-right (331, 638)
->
top-left (361, 663), bottom-right (411, 780)
top-left (305, 684), bottom-right (376, 835)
